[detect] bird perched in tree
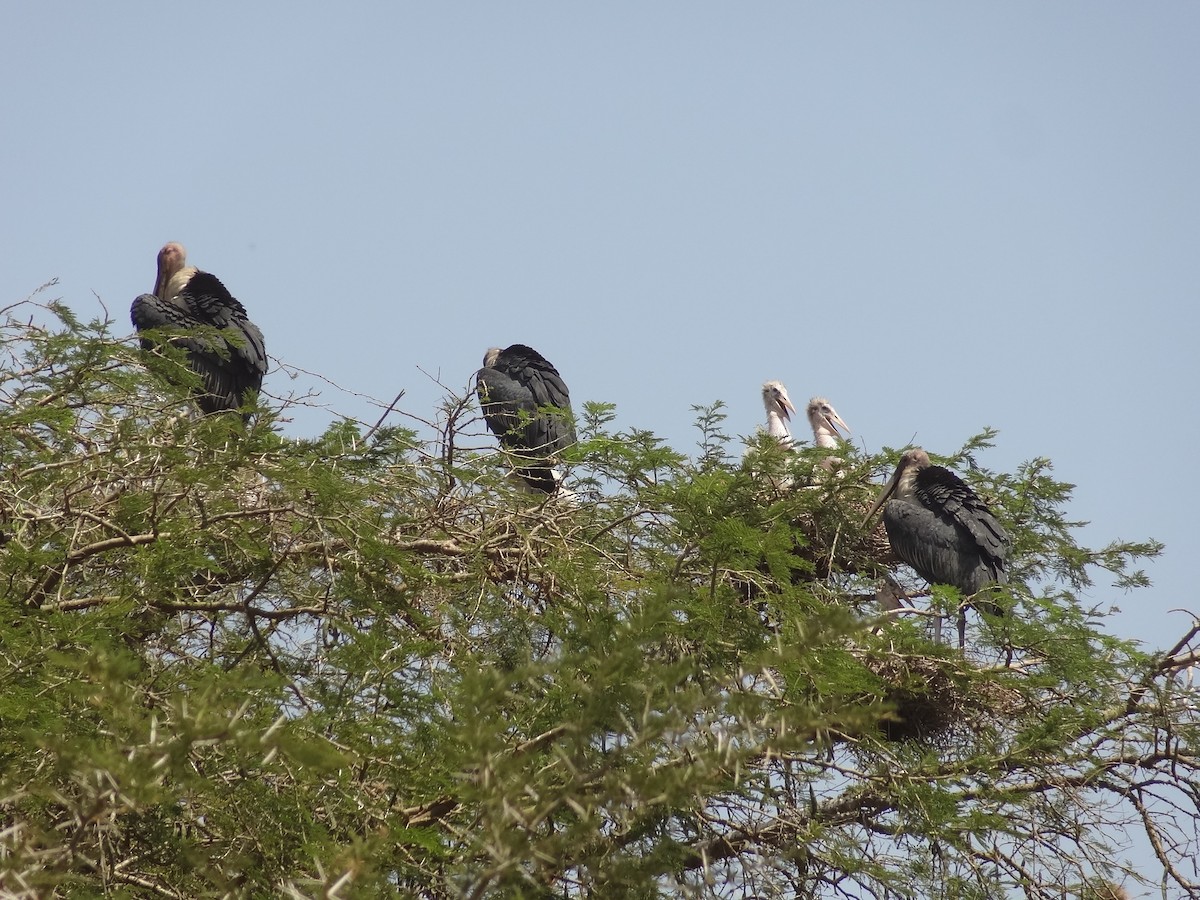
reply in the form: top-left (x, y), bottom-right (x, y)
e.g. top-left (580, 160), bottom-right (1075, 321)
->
top-left (806, 396), bottom-right (851, 473)
top-left (864, 448), bottom-right (1011, 645)
top-left (745, 381), bottom-right (803, 492)
top-left (806, 396), bottom-right (850, 451)
top-left (760, 381), bottom-right (797, 448)
top-left (476, 344), bottom-right (576, 495)
top-left (131, 242), bottom-right (267, 419)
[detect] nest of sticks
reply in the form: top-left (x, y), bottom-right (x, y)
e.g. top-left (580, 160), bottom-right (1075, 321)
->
top-left (727, 460), bottom-right (902, 604)
top-left (857, 650), bottom-right (1025, 743)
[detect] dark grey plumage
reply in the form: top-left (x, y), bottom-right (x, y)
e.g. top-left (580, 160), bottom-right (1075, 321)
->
top-left (476, 344), bottom-right (576, 494)
top-left (865, 448), bottom-right (1010, 636)
top-left (131, 242), bottom-right (267, 419)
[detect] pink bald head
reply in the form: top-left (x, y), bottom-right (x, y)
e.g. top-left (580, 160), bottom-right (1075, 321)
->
top-left (154, 243), bottom-right (188, 298)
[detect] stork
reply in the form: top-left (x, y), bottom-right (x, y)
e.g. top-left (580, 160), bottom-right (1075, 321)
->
top-left (863, 448), bottom-right (1011, 646)
top-left (761, 381), bottom-right (797, 447)
top-left (131, 243), bottom-right (267, 419)
top-left (806, 397), bottom-right (850, 449)
top-left (476, 344), bottom-right (576, 495)
top-left (806, 396), bottom-right (851, 471)
top-left (745, 381), bottom-right (801, 491)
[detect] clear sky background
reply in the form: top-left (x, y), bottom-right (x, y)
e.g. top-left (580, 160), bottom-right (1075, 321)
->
top-left (2, 5), bottom-right (1197, 892)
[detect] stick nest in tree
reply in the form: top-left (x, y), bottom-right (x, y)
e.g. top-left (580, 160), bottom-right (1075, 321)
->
top-left (858, 651), bottom-right (1024, 743)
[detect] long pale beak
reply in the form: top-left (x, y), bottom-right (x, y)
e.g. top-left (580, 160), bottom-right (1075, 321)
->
top-left (822, 408), bottom-right (850, 439)
top-left (153, 262), bottom-right (170, 299)
top-left (862, 468), bottom-right (900, 527)
top-left (779, 395), bottom-right (797, 420)
top-left (153, 243), bottom-right (185, 299)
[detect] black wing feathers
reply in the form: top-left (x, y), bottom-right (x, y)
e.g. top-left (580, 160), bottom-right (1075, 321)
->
top-left (476, 345), bottom-right (576, 493)
top-left (131, 272), bottom-right (266, 418)
top-left (882, 463), bottom-right (1011, 619)
top-left (883, 503), bottom-right (986, 592)
top-left (914, 465), bottom-right (1010, 579)
top-left (478, 345), bottom-right (575, 455)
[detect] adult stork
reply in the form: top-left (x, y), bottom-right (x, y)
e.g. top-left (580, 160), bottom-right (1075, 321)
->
top-left (761, 381), bottom-right (797, 447)
top-left (476, 344), bottom-right (576, 495)
top-left (131, 242), bottom-right (267, 419)
top-left (863, 448), bottom-right (1011, 645)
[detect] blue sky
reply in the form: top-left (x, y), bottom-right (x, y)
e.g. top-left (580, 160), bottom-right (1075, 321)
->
top-left (2, 4), bottom-right (1197, 888)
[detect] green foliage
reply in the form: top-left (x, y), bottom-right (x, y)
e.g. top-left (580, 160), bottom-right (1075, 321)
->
top-left (0, 297), bottom-right (1193, 898)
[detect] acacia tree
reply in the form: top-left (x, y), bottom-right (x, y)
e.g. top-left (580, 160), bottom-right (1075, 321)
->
top-left (0, 294), bottom-right (1195, 899)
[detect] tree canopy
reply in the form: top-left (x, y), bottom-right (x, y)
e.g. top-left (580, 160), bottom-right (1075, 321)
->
top-left (0, 294), bottom-right (1194, 899)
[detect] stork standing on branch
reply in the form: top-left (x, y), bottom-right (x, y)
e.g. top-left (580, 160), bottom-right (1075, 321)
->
top-left (864, 448), bottom-right (1011, 646)
top-left (131, 243), bottom-right (267, 419)
top-left (476, 344), bottom-right (576, 495)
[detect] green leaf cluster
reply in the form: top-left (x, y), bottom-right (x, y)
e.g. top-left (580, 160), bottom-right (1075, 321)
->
top-left (0, 299), bottom-right (1190, 899)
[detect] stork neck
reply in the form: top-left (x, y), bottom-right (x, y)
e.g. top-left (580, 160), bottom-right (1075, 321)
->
top-left (766, 411), bottom-right (792, 443)
top-left (161, 266), bottom-right (198, 301)
top-left (813, 428), bottom-right (839, 449)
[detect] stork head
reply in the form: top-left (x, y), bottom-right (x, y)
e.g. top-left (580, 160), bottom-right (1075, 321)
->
top-left (482, 347), bottom-right (502, 369)
top-left (862, 447), bottom-right (932, 525)
top-left (761, 380), bottom-right (796, 420)
top-left (806, 396), bottom-right (851, 443)
top-left (897, 447), bottom-right (931, 473)
top-left (153, 242), bottom-right (188, 299)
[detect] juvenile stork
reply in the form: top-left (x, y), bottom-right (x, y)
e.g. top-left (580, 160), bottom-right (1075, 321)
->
top-left (476, 344), bottom-right (576, 495)
top-left (747, 381), bottom-right (800, 491)
top-left (806, 396), bottom-right (851, 472)
top-left (864, 448), bottom-right (1011, 645)
top-left (131, 242), bottom-right (267, 419)
top-left (806, 397), bottom-right (850, 449)
top-left (761, 381), bottom-right (797, 447)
